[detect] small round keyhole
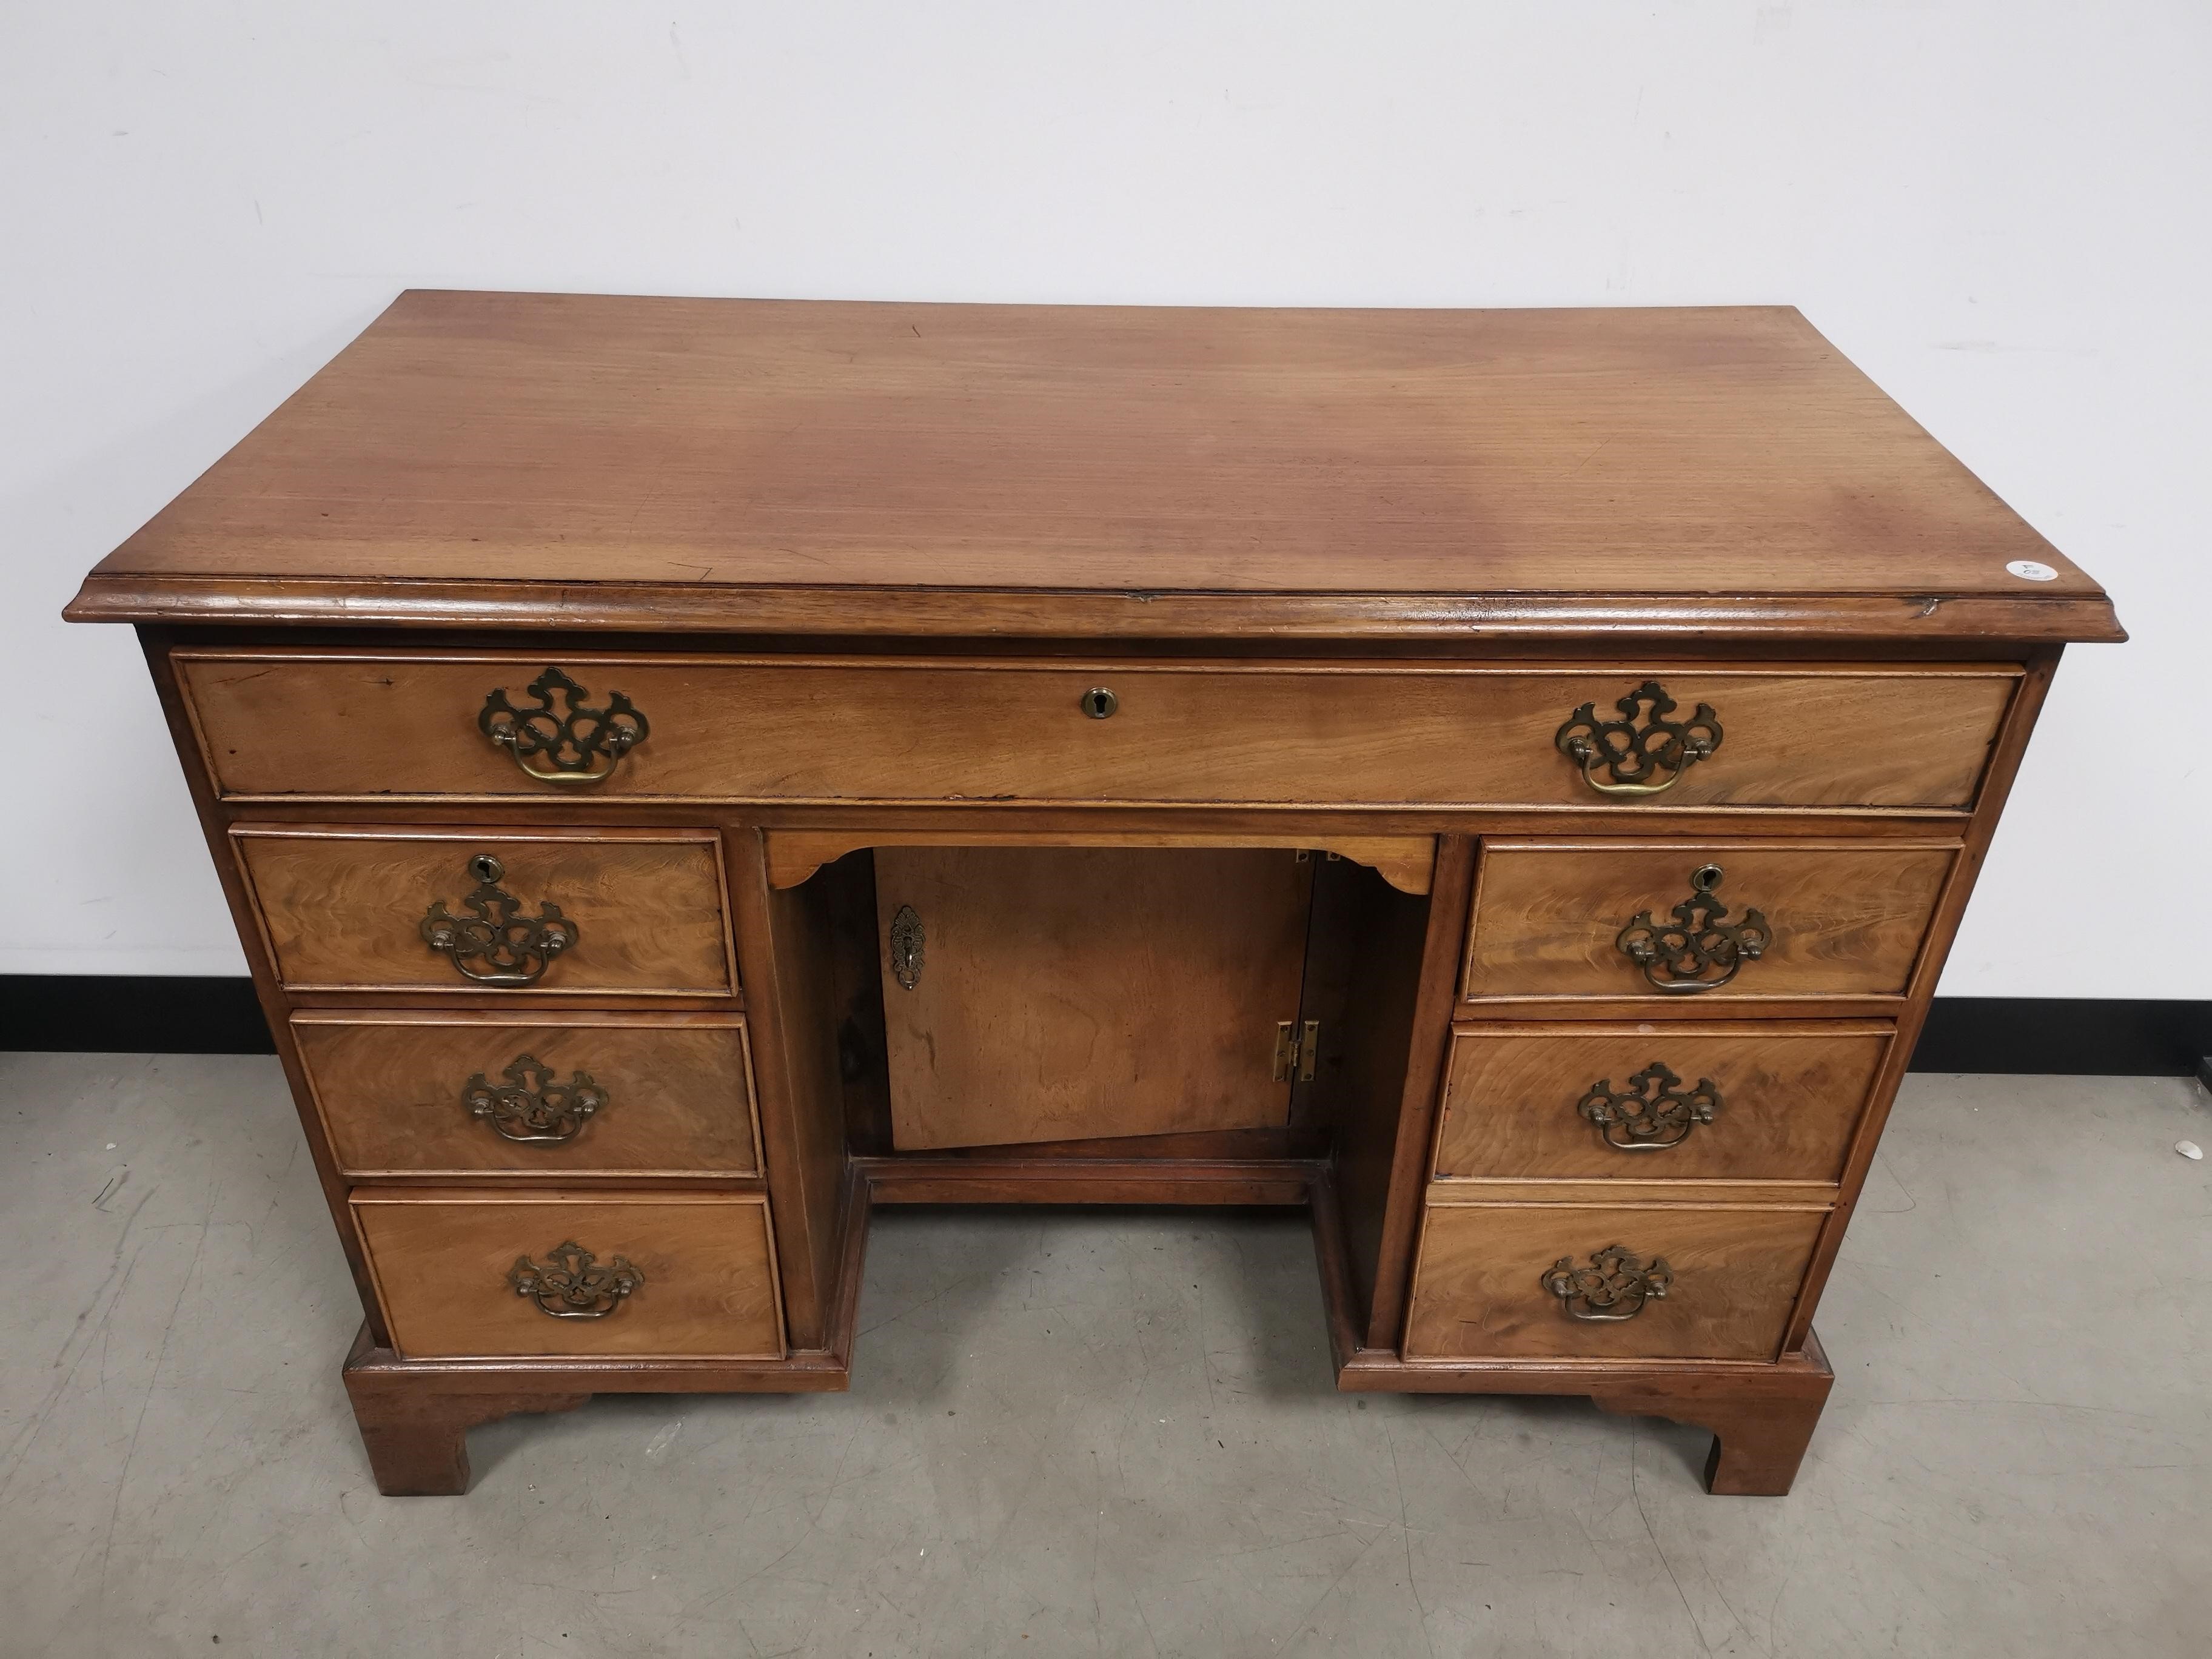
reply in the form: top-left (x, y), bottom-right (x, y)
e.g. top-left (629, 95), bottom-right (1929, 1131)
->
top-left (1081, 687), bottom-right (1118, 719)
top-left (469, 854), bottom-right (506, 883)
top-left (1691, 863), bottom-right (1724, 893)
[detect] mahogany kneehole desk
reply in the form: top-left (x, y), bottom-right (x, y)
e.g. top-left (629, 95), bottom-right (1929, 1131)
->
top-left (67, 293), bottom-right (2123, 1496)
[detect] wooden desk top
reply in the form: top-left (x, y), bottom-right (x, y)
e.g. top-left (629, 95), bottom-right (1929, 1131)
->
top-left (68, 291), bottom-right (2119, 644)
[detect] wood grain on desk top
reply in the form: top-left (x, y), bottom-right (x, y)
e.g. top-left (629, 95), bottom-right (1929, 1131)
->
top-left (67, 292), bottom-right (2120, 643)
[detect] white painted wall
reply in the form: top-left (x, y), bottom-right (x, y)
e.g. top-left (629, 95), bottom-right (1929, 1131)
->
top-left (3, 2), bottom-right (2202, 993)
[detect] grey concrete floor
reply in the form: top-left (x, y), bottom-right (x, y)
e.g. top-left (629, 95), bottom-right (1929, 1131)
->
top-left (2, 1056), bottom-right (2208, 1658)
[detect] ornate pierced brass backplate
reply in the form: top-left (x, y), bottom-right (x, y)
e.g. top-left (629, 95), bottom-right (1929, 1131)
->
top-left (1577, 1062), bottom-right (1721, 1151)
top-left (1614, 863), bottom-right (1771, 993)
top-left (479, 666), bottom-right (649, 785)
top-left (1555, 680), bottom-right (1722, 796)
top-left (463, 1053), bottom-right (608, 1144)
top-left (888, 903), bottom-right (925, 991)
top-left (509, 1241), bottom-right (643, 1319)
top-left (1541, 1244), bottom-right (1672, 1321)
top-left (420, 854), bottom-right (578, 985)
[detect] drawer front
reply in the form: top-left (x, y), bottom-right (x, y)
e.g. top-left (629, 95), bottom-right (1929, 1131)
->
top-left (353, 1191), bottom-right (785, 1359)
top-left (297, 1013), bottom-right (761, 1178)
top-left (234, 827), bottom-right (735, 997)
top-left (1463, 839), bottom-right (1956, 1004)
top-left (1404, 1202), bottom-right (1826, 1362)
top-left (179, 651), bottom-right (2015, 810)
top-left (1435, 1022), bottom-right (1892, 1184)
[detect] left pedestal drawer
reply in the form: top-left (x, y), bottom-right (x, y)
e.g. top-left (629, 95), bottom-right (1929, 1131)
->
top-left (232, 826), bottom-right (737, 997)
top-left (352, 1191), bottom-right (786, 1360)
top-left (297, 1013), bottom-right (762, 1178)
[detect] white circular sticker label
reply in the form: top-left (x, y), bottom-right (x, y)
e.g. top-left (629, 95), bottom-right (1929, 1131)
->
top-left (2006, 560), bottom-right (2059, 582)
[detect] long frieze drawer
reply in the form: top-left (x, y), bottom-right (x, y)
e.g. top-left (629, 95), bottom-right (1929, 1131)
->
top-left (233, 826), bottom-right (736, 997)
top-left (352, 1191), bottom-right (785, 1360)
top-left (1463, 839), bottom-right (1957, 1004)
top-left (1403, 1201), bottom-right (1827, 1362)
top-left (175, 650), bottom-right (2018, 809)
top-left (296, 1011), bottom-right (762, 1178)
top-left (1435, 1022), bottom-right (1894, 1183)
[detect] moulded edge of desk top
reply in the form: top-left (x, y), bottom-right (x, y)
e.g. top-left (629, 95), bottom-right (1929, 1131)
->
top-left (61, 577), bottom-right (2127, 646)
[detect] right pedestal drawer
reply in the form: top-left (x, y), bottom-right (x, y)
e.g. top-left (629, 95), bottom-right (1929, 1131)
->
top-left (1403, 1201), bottom-right (1827, 1363)
top-left (1462, 839), bottom-right (1958, 1004)
top-left (1434, 1022), bottom-right (1896, 1184)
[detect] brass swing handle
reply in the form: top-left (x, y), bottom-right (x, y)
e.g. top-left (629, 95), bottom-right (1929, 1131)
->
top-left (1555, 680), bottom-right (1722, 797)
top-left (1614, 863), bottom-right (1772, 994)
top-left (509, 1241), bottom-right (643, 1319)
top-left (1577, 1062), bottom-right (1720, 1151)
top-left (463, 1053), bottom-right (608, 1145)
top-left (1543, 1245), bottom-right (1672, 1321)
top-left (479, 666), bottom-right (649, 786)
top-left (420, 855), bottom-right (578, 987)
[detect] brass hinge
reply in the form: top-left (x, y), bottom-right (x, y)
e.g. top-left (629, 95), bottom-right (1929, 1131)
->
top-left (1272, 1019), bottom-right (1319, 1084)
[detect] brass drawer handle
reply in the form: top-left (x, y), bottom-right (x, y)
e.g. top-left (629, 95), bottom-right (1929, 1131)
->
top-left (1615, 862), bottom-right (1770, 993)
top-left (1555, 680), bottom-right (1721, 797)
top-left (1577, 1062), bottom-right (1720, 1151)
top-left (464, 1053), bottom-right (607, 1144)
top-left (480, 666), bottom-right (649, 786)
top-left (509, 1241), bottom-right (643, 1319)
top-left (1543, 1244), bottom-right (1672, 1321)
top-left (420, 854), bottom-right (578, 985)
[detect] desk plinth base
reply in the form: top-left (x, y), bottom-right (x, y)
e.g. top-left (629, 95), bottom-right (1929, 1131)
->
top-left (339, 1329), bottom-right (856, 1496)
top-left (340, 1330), bottom-right (1832, 1501)
top-left (1332, 1335), bottom-right (1834, 1497)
